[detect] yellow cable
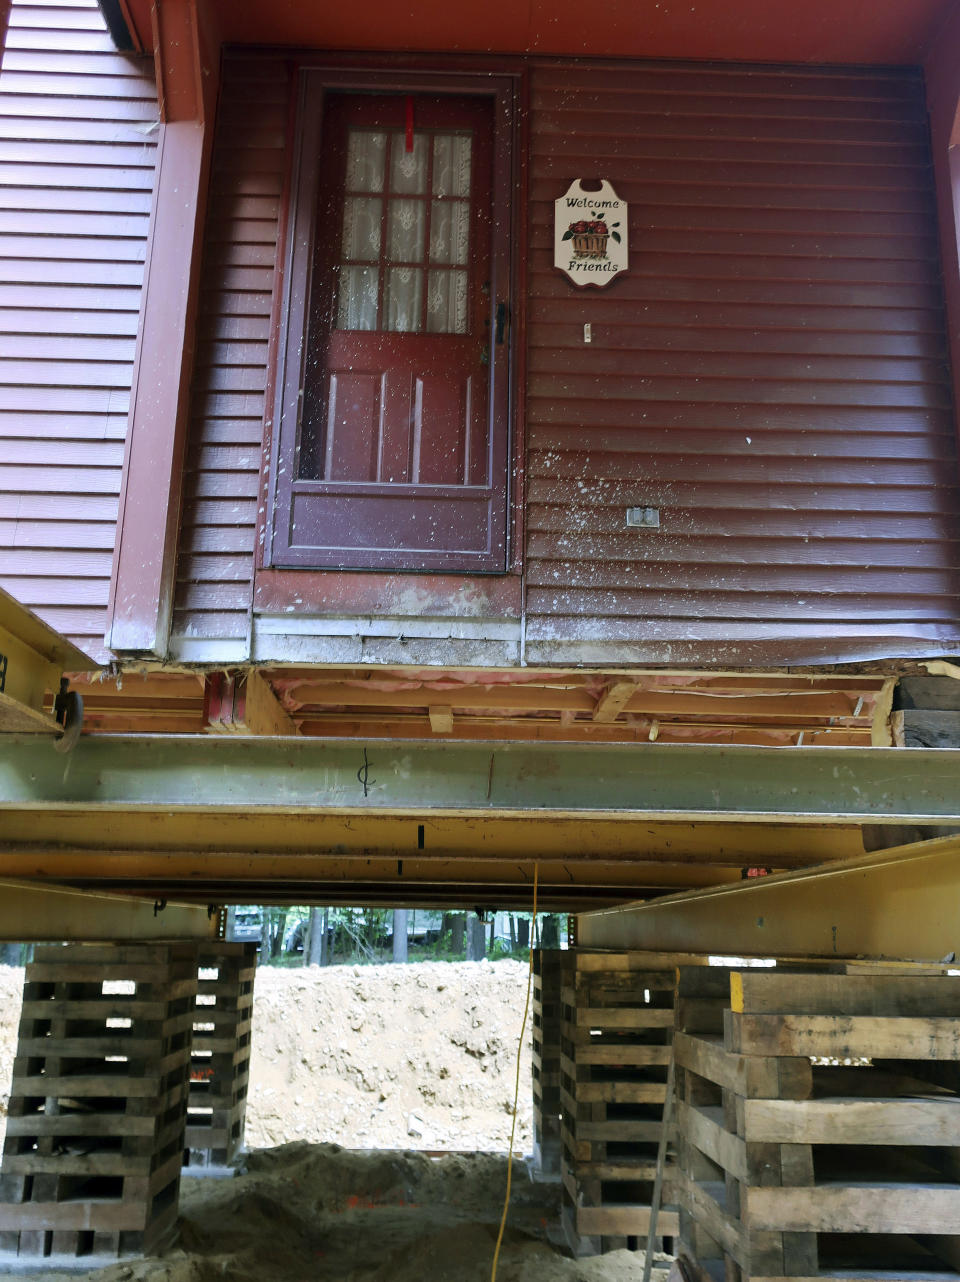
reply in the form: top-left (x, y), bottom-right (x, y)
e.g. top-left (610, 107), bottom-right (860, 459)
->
top-left (491, 862), bottom-right (539, 1282)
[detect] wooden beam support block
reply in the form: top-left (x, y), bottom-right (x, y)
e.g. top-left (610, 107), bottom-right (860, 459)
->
top-left (203, 671), bottom-right (298, 736)
top-left (233, 671), bottom-right (298, 736)
top-left (593, 680), bottom-right (639, 723)
top-left (429, 706), bottom-right (454, 734)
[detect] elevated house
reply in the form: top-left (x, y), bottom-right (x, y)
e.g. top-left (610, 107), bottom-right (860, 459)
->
top-left (4, 0), bottom-right (960, 1267)
top-left (0, 0), bottom-right (959, 931)
top-left (2, 0), bottom-right (960, 923)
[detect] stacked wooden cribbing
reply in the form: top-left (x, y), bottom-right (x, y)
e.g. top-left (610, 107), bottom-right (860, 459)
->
top-left (184, 941), bottom-right (256, 1168)
top-left (0, 942), bottom-right (198, 1266)
top-left (532, 948), bottom-right (563, 1177)
top-left (559, 950), bottom-right (703, 1257)
top-left (675, 966), bottom-right (960, 1281)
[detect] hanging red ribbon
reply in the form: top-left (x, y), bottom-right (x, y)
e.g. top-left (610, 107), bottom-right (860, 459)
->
top-left (405, 95), bottom-right (414, 153)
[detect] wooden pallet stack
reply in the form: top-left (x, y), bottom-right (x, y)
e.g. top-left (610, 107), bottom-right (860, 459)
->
top-left (184, 941), bottom-right (257, 1169)
top-left (0, 942), bottom-right (198, 1266)
top-left (560, 950), bottom-right (705, 1257)
top-left (532, 948), bottom-right (563, 1177)
top-left (675, 965), bottom-right (960, 1281)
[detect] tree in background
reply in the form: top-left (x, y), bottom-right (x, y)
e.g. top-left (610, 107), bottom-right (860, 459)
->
top-left (465, 913), bottom-right (486, 961)
top-left (263, 907), bottom-right (287, 959)
top-left (450, 913), bottom-right (465, 953)
top-left (251, 904), bottom-right (554, 966)
top-left (541, 914), bottom-right (561, 949)
top-left (304, 907), bottom-right (327, 966)
top-left (392, 908), bottom-right (408, 963)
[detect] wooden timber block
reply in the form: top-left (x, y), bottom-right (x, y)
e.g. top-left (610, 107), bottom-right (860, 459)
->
top-left (185, 942), bottom-right (256, 1169)
top-left (558, 948), bottom-right (689, 1259)
top-left (532, 949), bottom-right (563, 1178)
top-left (0, 942), bottom-right (198, 1262)
top-left (728, 971), bottom-right (960, 1061)
top-left (677, 968), bottom-right (960, 1281)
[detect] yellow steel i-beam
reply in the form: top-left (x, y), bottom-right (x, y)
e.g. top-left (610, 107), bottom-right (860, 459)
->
top-left (0, 849), bottom-right (742, 892)
top-left (0, 811), bottom-right (864, 868)
top-left (0, 879), bottom-right (219, 941)
top-left (578, 832), bottom-right (960, 962)
top-left (0, 587), bottom-right (98, 734)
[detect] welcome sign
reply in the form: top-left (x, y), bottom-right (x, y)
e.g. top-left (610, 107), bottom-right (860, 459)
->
top-left (554, 179), bottom-right (628, 288)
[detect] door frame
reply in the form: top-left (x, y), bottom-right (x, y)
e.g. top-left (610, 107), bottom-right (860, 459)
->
top-left (262, 64), bottom-right (520, 575)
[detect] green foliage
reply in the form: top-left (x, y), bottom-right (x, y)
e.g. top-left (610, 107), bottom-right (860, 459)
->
top-left (254, 906), bottom-right (539, 967)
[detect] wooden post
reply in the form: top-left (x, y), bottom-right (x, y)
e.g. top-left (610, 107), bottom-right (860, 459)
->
top-left (0, 0), bottom-right (11, 72)
top-left (106, 1), bottom-right (221, 657)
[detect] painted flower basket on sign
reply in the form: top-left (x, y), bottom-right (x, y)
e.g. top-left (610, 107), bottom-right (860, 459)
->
top-left (563, 214), bottom-right (620, 258)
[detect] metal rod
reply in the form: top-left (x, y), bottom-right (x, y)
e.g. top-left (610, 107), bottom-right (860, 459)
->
top-left (643, 1040), bottom-right (677, 1282)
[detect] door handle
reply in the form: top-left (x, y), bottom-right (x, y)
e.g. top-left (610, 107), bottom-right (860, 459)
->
top-left (495, 301), bottom-right (509, 345)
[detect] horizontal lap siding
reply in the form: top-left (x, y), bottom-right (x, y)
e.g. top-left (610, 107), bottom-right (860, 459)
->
top-left (0, 0), bottom-right (157, 660)
top-left (172, 57), bottom-right (288, 648)
top-left (526, 63), bottom-right (960, 663)
top-left (173, 58), bottom-right (960, 665)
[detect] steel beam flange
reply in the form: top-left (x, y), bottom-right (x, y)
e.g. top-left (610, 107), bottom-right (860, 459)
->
top-left (1, 736), bottom-right (960, 825)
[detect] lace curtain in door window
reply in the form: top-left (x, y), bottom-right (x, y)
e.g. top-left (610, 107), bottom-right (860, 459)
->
top-left (335, 125), bottom-right (473, 335)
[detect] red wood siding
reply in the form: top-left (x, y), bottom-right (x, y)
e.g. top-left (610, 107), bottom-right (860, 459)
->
top-left (172, 56), bottom-right (289, 652)
top-left (0, 0), bottom-right (157, 660)
top-left (175, 55), bottom-right (960, 666)
top-left (525, 61), bottom-right (960, 664)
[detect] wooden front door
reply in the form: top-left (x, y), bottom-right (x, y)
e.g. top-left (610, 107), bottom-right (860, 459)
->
top-left (271, 85), bottom-right (511, 572)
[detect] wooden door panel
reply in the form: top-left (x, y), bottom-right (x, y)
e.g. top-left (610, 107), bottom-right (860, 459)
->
top-left (324, 370), bottom-right (385, 482)
top-left (415, 372), bottom-right (477, 486)
top-left (289, 491), bottom-right (496, 558)
top-left (271, 81), bottom-right (512, 573)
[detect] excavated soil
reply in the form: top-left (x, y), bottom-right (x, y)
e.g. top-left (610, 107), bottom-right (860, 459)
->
top-left (0, 960), bottom-right (534, 1154)
top-left (0, 961), bottom-right (663, 1281)
top-left (243, 959), bottom-right (535, 1152)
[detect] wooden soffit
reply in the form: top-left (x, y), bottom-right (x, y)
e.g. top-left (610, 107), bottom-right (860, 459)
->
top-left (108, 0), bottom-right (957, 66)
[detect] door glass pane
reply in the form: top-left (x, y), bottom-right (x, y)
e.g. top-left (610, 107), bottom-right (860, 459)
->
top-left (334, 126), bottom-right (474, 334)
top-left (385, 266), bottom-right (423, 332)
top-left (387, 199), bottom-right (426, 263)
top-left (426, 268), bottom-right (468, 334)
top-left (432, 134), bottom-right (472, 197)
top-left (337, 265), bottom-right (379, 330)
top-left (429, 200), bottom-right (469, 265)
top-left (390, 133), bottom-right (428, 193)
top-left (341, 196), bottom-right (382, 261)
top-left (345, 130), bottom-right (387, 192)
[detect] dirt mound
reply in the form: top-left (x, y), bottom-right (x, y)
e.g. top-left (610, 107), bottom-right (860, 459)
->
top-left (24, 1144), bottom-right (656, 1282)
top-left (246, 958), bottom-right (533, 1151)
top-left (1, 959), bottom-right (533, 1152)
